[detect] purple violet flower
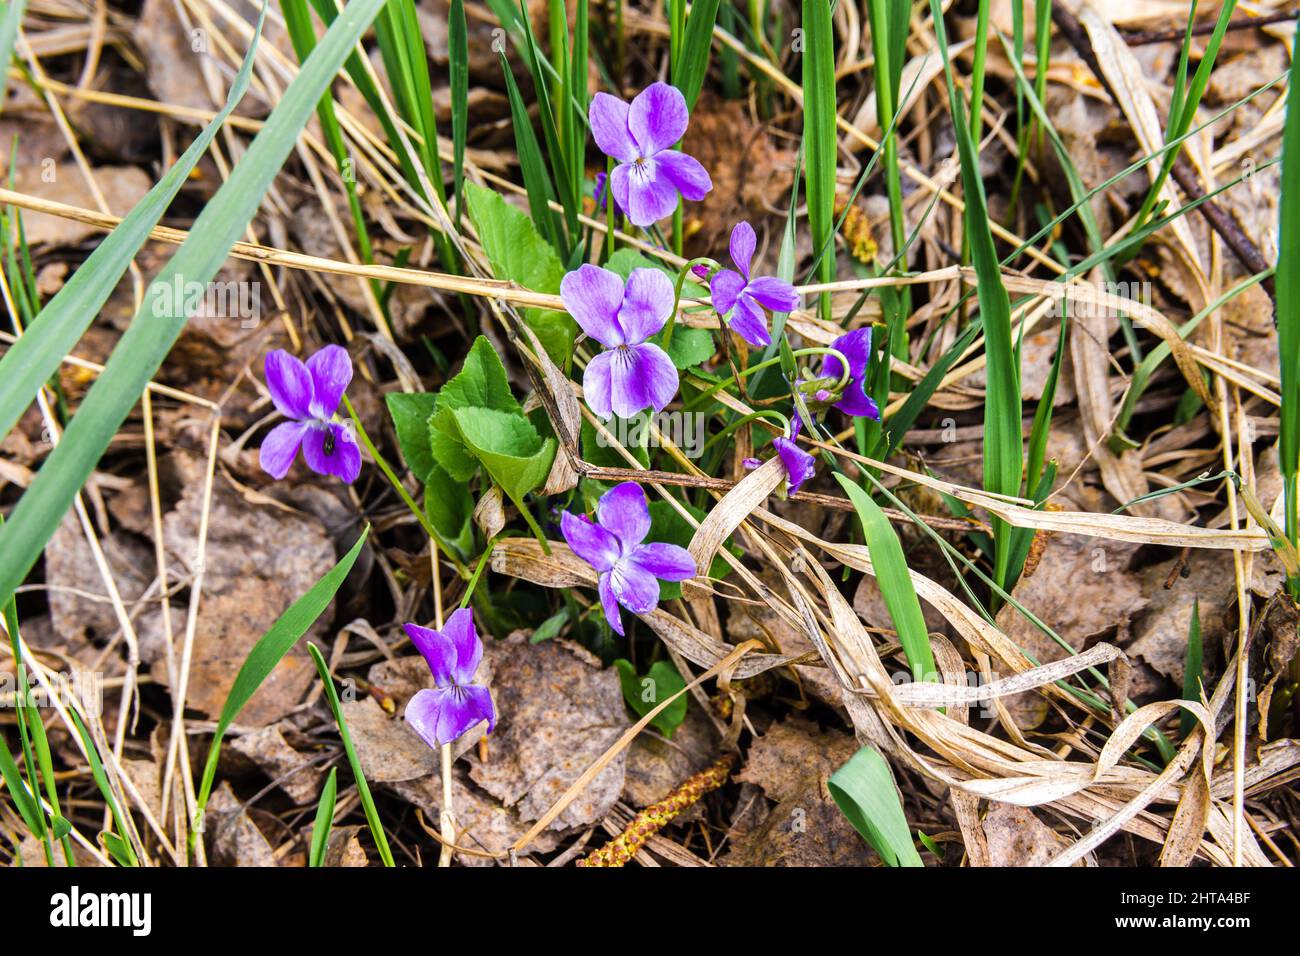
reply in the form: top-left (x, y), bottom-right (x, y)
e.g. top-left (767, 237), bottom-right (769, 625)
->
top-left (560, 482), bottom-right (696, 636)
top-left (403, 608), bottom-right (496, 749)
top-left (593, 171), bottom-right (616, 214)
top-left (819, 328), bottom-right (881, 420)
top-left (709, 221), bottom-right (800, 348)
top-left (561, 263), bottom-right (679, 419)
top-left (772, 417), bottom-right (816, 496)
top-left (259, 345), bottom-right (362, 483)
top-left (589, 82), bottom-right (712, 227)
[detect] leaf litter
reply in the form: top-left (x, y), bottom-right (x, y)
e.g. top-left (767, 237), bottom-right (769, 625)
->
top-left (1, 0), bottom-right (1298, 872)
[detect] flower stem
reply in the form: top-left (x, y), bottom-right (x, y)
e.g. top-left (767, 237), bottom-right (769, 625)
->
top-left (505, 487), bottom-right (552, 555)
top-left (458, 538), bottom-right (496, 610)
top-left (664, 256), bottom-right (719, 353)
top-left (699, 410), bottom-right (791, 455)
top-left (684, 347), bottom-right (851, 410)
top-left (342, 395), bottom-right (469, 578)
top-left (438, 742), bottom-right (455, 867)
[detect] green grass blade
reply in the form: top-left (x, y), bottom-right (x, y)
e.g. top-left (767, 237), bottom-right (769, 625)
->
top-left (68, 709), bottom-right (139, 866)
top-left (449, 0), bottom-right (469, 224)
top-left (0, 0), bottom-right (27, 115)
top-left (969, 0), bottom-right (990, 139)
top-left (569, 0), bottom-right (589, 221)
top-left (0, 0), bottom-right (386, 612)
top-left (931, 1), bottom-right (1021, 592)
top-left (194, 527), bottom-right (368, 829)
top-left (282, 0), bottom-right (378, 302)
top-left (0, 727), bottom-right (42, 840)
top-left (1, 538), bottom-right (73, 864)
top-left (828, 745), bottom-right (924, 867)
top-left (306, 642), bottom-right (394, 867)
top-left (865, 0), bottom-right (912, 373)
top-left (374, 0), bottom-right (444, 203)
top-left (500, 52), bottom-right (562, 249)
top-left (309, 766), bottom-right (339, 867)
top-left (504, 0), bottom-right (576, 244)
top-left (0, 5), bottom-right (264, 445)
top-left (1132, 0), bottom-right (1237, 232)
top-left (673, 0), bottom-right (721, 111)
top-left (1180, 599), bottom-right (1203, 738)
top-left (835, 473), bottom-right (936, 681)
top-left (801, 0), bottom-right (837, 320)
top-left (307, 0), bottom-right (422, 195)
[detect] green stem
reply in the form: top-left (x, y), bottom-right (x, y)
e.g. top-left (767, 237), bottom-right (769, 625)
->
top-left (685, 346), bottom-right (851, 410)
top-left (458, 538), bottom-right (496, 609)
top-left (341, 395), bottom-right (469, 577)
top-left (507, 487), bottom-right (552, 555)
top-left (699, 410), bottom-right (791, 456)
top-left (664, 256), bottom-right (719, 353)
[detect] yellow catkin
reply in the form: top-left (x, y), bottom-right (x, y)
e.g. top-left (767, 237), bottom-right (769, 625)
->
top-left (834, 196), bottom-right (877, 265)
top-left (577, 754), bottom-right (735, 867)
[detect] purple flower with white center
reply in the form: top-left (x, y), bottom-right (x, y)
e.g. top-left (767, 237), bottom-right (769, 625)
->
top-left (259, 345), bottom-right (362, 483)
top-left (820, 328), bottom-right (881, 420)
top-left (772, 417), bottom-right (816, 496)
top-left (403, 608), bottom-right (496, 749)
top-left (709, 221), bottom-right (800, 348)
top-left (560, 482), bottom-right (696, 636)
top-left (589, 82), bottom-right (712, 227)
top-left (561, 263), bottom-right (679, 420)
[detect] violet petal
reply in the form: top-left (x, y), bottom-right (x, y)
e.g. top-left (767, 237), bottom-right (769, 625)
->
top-left (729, 221), bottom-right (756, 279)
top-left (441, 607), bottom-right (482, 685)
top-left (609, 162), bottom-right (633, 220)
top-left (404, 622), bottom-right (456, 685)
top-left (608, 342), bottom-right (678, 418)
top-left (836, 387), bottom-right (881, 420)
top-left (561, 510), bottom-right (621, 572)
top-left (596, 481), bottom-right (651, 551)
top-left (629, 82), bottom-right (689, 156)
top-left (258, 420), bottom-right (309, 479)
top-left (561, 264), bottom-right (626, 348)
top-left (624, 158), bottom-right (681, 226)
top-left (598, 572), bottom-right (624, 635)
top-left (581, 348), bottom-right (616, 419)
top-left (264, 350), bottom-right (313, 420)
top-left (609, 558), bottom-right (660, 614)
top-left (773, 434), bottom-right (816, 495)
top-left (405, 686), bottom-right (493, 749)
top-left (301, 422), bottom-right (362, 483)
top-left (654, 150), bottom-right (712, 202)
top-left (709, 268), bottom-right (747, 317)
top-left (746, 275), bottom-right (800, 313)
top-left (306, 344), bottom-right (352, 419)
top-left (628, 542), bottom-right (696, 581)
top-left (727, 294), bottom-right (771, 348)
top-left (588, 91), bottom-right (638, 162)
top-left (822, 328), bottom-right (873, 383)
top-left (616, 267), bottom-right (674, 345)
